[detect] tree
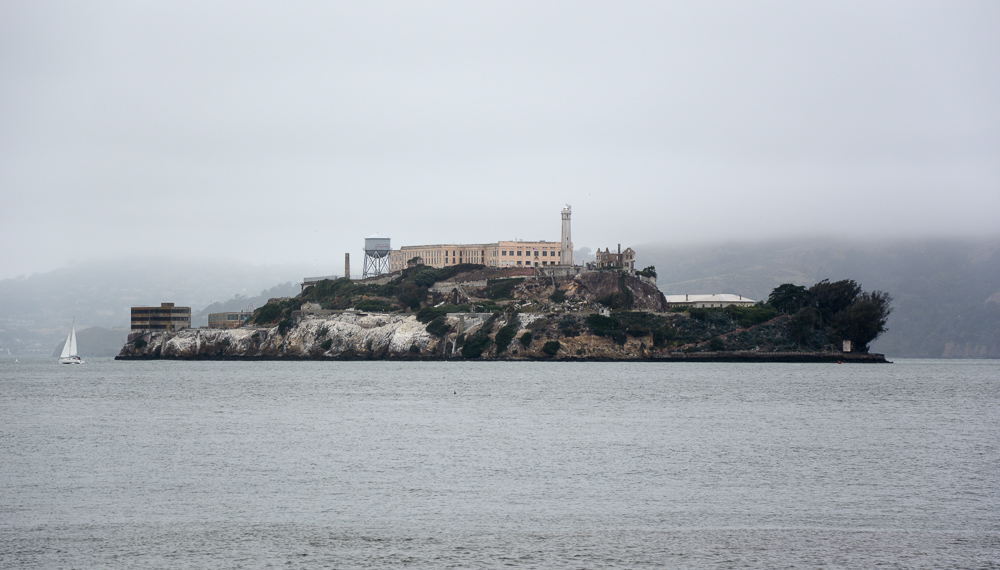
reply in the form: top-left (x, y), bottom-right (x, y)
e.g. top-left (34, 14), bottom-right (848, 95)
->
top-left (788, 306), bottom-right (821, 346)
top-left (809, 279), bottom-right (862, 323)
top-left (767, 283), bottom-right (810, 314)
top-left (835, 291), bottom-right (893, 352)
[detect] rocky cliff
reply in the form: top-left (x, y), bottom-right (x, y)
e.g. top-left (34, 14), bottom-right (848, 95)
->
top-left (117, 309), bottom-right (886, 362)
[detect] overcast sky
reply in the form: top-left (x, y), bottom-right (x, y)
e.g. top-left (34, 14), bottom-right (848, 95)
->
top-left (2, 1), bottom-right (998, 280)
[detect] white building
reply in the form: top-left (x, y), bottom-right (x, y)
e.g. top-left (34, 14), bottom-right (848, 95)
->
top-left (665, 294), bottom-right (756, 308)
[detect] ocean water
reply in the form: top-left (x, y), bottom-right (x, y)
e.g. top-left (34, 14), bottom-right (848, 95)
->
top-left (1, 358), bottom-right (998, 568)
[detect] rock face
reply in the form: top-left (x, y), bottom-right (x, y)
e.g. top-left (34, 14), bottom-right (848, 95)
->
top-left (119, 312), bottom-right (436, 359)
top-left (117, 310), bottom-right (887, 362)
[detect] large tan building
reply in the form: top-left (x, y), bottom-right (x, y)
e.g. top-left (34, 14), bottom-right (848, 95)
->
top-left (388, 207), bottom-right (573, 272)
top-left (130, 302), bottom-right (191, 332)
top-left (389, 243), bottom-right (493, 271)
top-left (389, 241), bottom-right (566, 271)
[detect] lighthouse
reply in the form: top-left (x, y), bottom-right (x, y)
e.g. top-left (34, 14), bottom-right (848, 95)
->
top-left (560, 205), bottom-right (573, 266)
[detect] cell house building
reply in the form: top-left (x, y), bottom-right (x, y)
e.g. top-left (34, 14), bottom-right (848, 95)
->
top-left (130, 302), bottom-right (192, 332)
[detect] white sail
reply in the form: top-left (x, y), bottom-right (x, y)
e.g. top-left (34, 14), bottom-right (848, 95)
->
top-left (60, 329), bottom-right (74, 358)
top-left (59, 321), bottom-right (83, 363)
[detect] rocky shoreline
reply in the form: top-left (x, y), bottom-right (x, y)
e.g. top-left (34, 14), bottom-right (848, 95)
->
top-left (116, 311), bottom-right (887, 363)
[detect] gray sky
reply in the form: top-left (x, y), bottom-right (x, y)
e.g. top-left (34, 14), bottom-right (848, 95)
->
top-left (2, 1), bottom-right (998, 280)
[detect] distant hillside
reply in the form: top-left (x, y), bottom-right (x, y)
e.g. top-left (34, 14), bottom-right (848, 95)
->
top-left (638, 236), bottom-right (1000, 358)
top-left (49, 327), bottom-right (131, 358)
top-left (0, 257), bottom-right (325, 355)
top-left (191, 282), bottom-right (299, 327)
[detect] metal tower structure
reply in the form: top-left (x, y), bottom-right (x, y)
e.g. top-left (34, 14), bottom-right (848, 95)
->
top-left (362, 235), bottom-right (391, 278)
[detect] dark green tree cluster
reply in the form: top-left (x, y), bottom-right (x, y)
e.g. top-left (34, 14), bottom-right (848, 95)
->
top-left (767, 279), bottom-right (892, 352)
top-left (251, 296), bottom-right (303, 325)
top-left (252, 264), bottom-right (493, 326)
top-left (585, 312), bottom-right (676, 347)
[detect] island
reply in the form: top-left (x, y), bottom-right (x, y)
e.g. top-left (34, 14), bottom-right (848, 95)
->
top-left (116, 265), bottom-right (890, 362)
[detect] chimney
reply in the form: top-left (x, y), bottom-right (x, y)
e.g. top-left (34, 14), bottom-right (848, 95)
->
top-left (345, 253), bottom-right (350, 280)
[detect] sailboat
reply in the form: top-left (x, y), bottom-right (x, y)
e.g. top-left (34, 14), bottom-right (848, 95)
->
top-left (59, 321), bottom-right (84, 364)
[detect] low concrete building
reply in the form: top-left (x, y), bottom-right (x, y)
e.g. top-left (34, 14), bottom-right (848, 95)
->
top-left (665, 294), bottom-right (757, 308)
top-left (130, 302), bottom-right (191, 331)
top-left (302, 275), bottom-right (340, 292)
top-left (208, 311), bottom-right (253, 329)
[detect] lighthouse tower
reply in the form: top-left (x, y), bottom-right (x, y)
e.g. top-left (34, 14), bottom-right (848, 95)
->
top-left (560, 205), bottom-right (573, 266)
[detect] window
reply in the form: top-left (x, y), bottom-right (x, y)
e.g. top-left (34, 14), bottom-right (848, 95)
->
top-left (542, 251), bottom-right (547, 256)
top-left (517, 251), bottom-right (522, 256)
top-left (517, 261), bottom-right (522, 266)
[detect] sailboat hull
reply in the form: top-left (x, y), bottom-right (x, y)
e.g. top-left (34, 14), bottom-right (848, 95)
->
top-left (59, 324), bottom-right (83, 364)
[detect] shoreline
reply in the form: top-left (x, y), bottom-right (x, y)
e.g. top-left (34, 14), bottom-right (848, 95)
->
top-left (115, 351), bottom-right (889, 363)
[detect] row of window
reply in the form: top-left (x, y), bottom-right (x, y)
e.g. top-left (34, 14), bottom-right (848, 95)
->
top-left (499, 260), bottom-right (556, 266)
top-left (500, 250), bottom-right (559, 257)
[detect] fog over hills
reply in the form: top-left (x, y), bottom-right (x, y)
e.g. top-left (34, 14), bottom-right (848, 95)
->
top-left (0, 258), bottom-right (322, 356)
top-left (640, 236), bottom-right (1000, 358)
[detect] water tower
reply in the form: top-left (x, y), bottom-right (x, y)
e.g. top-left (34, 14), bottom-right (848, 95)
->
top-left (363, 235), bottom-right (391, 278)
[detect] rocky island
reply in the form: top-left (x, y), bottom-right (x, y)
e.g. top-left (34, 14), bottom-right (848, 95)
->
top-left (117, 265), bottom-right (890, 362)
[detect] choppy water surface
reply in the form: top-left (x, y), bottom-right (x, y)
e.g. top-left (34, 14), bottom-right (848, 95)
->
top-left (2, 359), bottom-right (998, 568)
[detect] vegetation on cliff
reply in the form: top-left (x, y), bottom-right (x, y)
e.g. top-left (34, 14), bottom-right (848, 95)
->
top-left (231, 265), bottom-right (892, 360)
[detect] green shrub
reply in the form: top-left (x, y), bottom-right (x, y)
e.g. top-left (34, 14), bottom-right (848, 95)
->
top-left (409, 344), bottom-right (420, 354)
top-left (542, 340), bottom-right (561, 356)
top-left (416, 306), bottom-right (448, 323)
top-left (425, 316), bottom-right (450, 337)
top-left (550, 289), bottom-right (567, 303)
top-left (587, 312), bottom-right (673, 346)
top-left (484, 278), bottom-right (524, 300)
top-left (133, 338), bottom-right (147, 350)
top-left (278, 318), bottom-right (295, 335)
top-left (321, 339), bottom-right (333, 350)
top-left (354, 298), bottom-right (397, 313)
top-left (586, 314), bottom-right (619, 336)
top-left (652, 327), bottom-right (676, 348)
top-left (253, 302), bottom-right (283, 324)
top-left (688, 308), bottom-right (708, 321)
top-left (494, 313), bottom-right (520, 353)
top-left (461, 333), bottom-right (493, 358)
top-left (413, 268), bottom-right (440, 288)
top-left (519, 331), bottom-right (533, 347)
top-left (472, 301), bottom-right (503, 313)
top-left (724, 305), bottom-right (778, 328)
top-left (709, 336), bottom-right (725, 351)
